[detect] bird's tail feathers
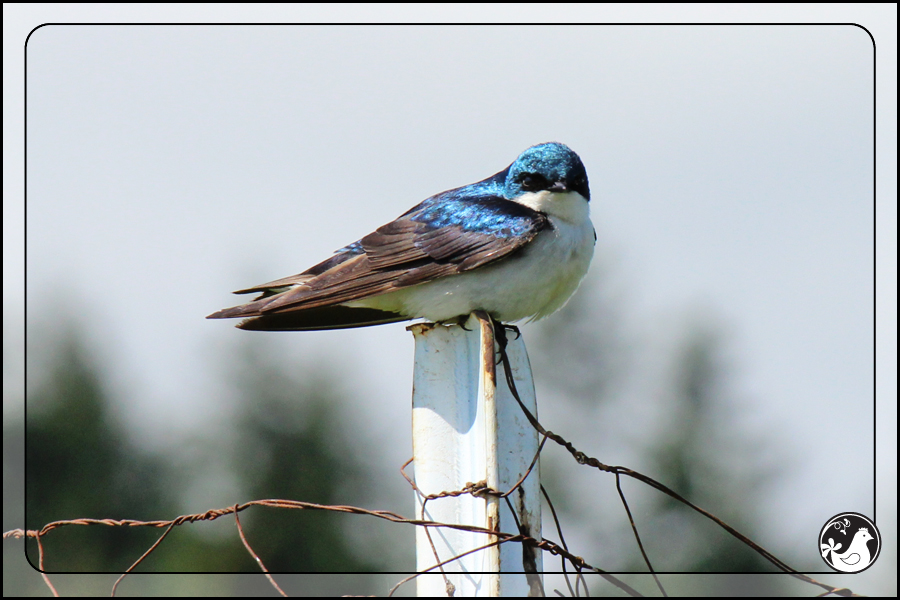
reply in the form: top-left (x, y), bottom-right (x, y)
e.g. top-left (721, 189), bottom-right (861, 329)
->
top-left (210, 304), bottom-right (410, 331)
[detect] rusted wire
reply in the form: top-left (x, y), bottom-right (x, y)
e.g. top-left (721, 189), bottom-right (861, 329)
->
top-left (233, 504), bottom-right (288, 597)
top-left (494, 325), bottom-right (859, 597)
top-left (541, 484), bottom-right (587, 597)
top-left (4, 322), bottom-right (864, 598)
top-left (110, 520), bottom-right (178, 596)
top-left (5, 458), bottom-right (862, 598)
top-left (7, 498), bottom-right (646, 596)
top-left (35, 533), bottom-right (59, 597)
top-left (614, 471), bottom-right (666, 597)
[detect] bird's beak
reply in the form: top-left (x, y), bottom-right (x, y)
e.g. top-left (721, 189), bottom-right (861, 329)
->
top-left (548, 180), bottom-right (569, 193)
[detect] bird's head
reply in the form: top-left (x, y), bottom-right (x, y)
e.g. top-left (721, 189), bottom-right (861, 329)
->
top-left (504, 142), bottom-right (590, 202)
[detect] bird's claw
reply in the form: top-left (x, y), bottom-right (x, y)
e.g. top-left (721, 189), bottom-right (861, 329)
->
top-left (491, 318), bottom-right (518, 363)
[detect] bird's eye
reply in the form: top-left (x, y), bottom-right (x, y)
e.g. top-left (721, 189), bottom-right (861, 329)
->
top-left (519, 173), bottom-right (549, 192)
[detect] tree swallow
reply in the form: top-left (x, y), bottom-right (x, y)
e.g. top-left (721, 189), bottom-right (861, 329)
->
top-left (208, 142), bottom-right (595, 331)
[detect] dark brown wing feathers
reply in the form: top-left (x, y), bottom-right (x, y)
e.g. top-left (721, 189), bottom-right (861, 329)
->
top-left (209, 203), bottom-right (549, 321)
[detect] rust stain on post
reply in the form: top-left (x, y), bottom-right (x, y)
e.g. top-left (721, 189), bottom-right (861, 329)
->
top-left (473, 310), bottom-right (497, 386)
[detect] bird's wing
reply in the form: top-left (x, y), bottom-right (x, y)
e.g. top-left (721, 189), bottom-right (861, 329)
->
top-left (839, 553), bottom-right (861, 566)
top-left (208, 195), bottom-right (550, 322)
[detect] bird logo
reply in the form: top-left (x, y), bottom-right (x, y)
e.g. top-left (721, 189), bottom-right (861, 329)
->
top-left (819, 513), bottom-right (881, 573)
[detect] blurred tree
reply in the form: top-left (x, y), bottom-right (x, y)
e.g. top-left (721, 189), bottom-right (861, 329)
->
top-left (4, 314), bottom-right (31, 596)
top-left (19, 318), bottom-right (385, 590)
top-left (225, 339), bottom-right (381, 574)
top-left (533, 263), bottom-right (789, 595)
top-left (24, 325), bottom-right (175, 572)
top-left (533, 258), bottom-right (628, 407)
top-left (646, 324), bottom-right (772, 573)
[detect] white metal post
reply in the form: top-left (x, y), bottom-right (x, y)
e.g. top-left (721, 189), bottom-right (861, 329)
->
top-left (410, 312), bottom-right (543, 597)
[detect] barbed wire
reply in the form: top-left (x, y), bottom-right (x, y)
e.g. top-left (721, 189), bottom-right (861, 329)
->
top-left (4, 495), bottom-right (642, 597)
top-left (2, 473), bottom-right (862, 599)
top-left (5, 320), bottom-right (863, 597)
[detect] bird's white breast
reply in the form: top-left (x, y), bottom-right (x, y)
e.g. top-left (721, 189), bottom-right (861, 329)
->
top-left (354, 191), bottom-right (595, 323)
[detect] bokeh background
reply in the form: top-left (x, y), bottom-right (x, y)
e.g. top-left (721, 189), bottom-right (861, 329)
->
top-left (4, 5), bottom-right (896, 597)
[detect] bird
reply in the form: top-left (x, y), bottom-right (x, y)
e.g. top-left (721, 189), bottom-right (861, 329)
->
top-left (821, 527), bottom-right (875, 572)
top-left (208, 142), bottom-right (595, 332)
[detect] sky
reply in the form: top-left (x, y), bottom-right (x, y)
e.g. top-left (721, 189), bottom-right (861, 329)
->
top-left (4, 3), bottom-right (897, 596)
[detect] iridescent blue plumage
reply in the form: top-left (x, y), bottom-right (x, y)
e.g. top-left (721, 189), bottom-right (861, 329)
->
top-left (411, 194), bottom-right (537, 238)
top-left (325, 142), bottom-right (588, 253)
top-left (405, 142), bottom-right (588, 238)
top-left (505, 142), bottom-right (590, 201)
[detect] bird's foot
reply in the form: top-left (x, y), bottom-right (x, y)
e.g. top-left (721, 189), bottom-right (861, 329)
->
top-left (452, 314), bottom-right (473, 331)
top-left (490, 318), bottom-right (521, 363)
